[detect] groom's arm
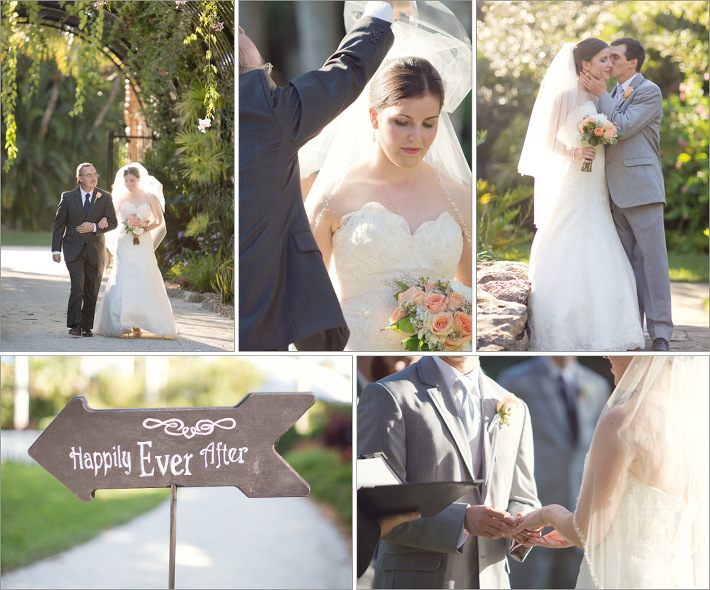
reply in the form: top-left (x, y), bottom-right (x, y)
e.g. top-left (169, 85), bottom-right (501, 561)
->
top-left (597, 83), bottom-right (662, 140)
top-left (272, 8), bottom-right (395, 150)
top-left (358, 382), bottom-right (467, 554)
top-left (506, 400), bottom-right (541, 562)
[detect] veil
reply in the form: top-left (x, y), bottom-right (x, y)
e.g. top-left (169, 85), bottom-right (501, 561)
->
top-left (106, 162), bottom-right (167, 254)
top-left (573, 356), bottom-right (709, 589)
top-left (299, 1), bottom-right (472, 225)
top-left (518, 42), bottom-right (587, 231)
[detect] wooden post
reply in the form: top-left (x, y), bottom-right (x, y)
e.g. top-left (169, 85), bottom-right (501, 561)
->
top-left (169, 484), bottom-right (177, 589)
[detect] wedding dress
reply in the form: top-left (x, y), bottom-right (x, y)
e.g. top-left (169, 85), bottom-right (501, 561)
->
top-left (576, 474), bottom-right (695, 589)
top-left (95, 165), bottom-right (176, 338)
top-left (573, 356), bottom-right (708, 589)
top-left (332, 201), bottom-right (462, 351)
top-left (300, 2), bottom-right (472, 351)
top-left (519, 43), bottom-right (644, 351)
top-left (527, 101), bottom-right (645, 351)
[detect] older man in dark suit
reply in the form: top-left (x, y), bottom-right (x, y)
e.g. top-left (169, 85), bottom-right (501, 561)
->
top-left (239, 2), bottom-right (397, 351)
top-left (52, 162), bottom-right (117, 337)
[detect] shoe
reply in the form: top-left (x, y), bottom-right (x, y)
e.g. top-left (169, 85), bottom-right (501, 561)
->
top-left (69, 325), bottom-right (82, 337)
top-left (82, 328), bottom-right (93, 337)
top-left (651, 337), bottom-right (669, 351)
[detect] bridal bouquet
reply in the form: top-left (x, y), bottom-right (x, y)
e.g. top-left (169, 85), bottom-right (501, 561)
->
top-left (576, 114), bottom-right (620, 172)
top-left (123, 214), bottom-right (150, 245)
top-left (386, 278), bottom-right (473, 351)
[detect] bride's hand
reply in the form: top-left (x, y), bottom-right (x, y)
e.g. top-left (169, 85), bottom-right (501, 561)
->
top-left (573, 147), bottom-right (596, 163)
top-left (522, 529), bottom-right (575, 549)
top-left (580, 70), bottom-right (607, 98)
top-left (98, 217), bottom-right (108, 229)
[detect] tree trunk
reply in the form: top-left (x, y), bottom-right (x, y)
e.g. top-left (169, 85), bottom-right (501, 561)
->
top-left (38, 71), bottom-right (61, 140)
top-left (85, 73), bottom-right (122, 142)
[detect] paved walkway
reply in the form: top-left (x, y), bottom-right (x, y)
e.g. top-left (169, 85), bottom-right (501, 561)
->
top-left (1, 247), bottom-right (234, 352)
top-left (657, 281), bottom-right (709, 351)
top-left (0, 486), bottom-right (351, 589)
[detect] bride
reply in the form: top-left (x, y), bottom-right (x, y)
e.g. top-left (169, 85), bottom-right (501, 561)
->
top-left (302, 1), bottom-right (472, 351)
top-left (519, 39), bottom-right (645, 351)
top-left (95, 163), bottom-right (177, 338)
top-left (506, 356), bottom-right (709, 589)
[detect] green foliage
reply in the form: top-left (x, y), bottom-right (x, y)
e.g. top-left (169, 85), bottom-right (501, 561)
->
top-left (1, 461), bottom-right (168, 572)
top-left (283, 447), bottom-right (352, 532)
top-left (659, 74), bottom-right (709, 253)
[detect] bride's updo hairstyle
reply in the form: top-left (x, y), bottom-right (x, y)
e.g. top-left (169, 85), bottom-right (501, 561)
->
top-left (369, 57), bottom-right (445, 112)
top-left (573, 38), bottom-right (609, 75)
top-left (124, 166), bottom-right (141, 178)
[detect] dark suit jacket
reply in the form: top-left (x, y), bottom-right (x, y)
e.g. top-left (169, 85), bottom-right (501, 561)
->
top-left (239, 15), bottom-right (394, 351)
top-left (51, 187), bottom-right (117, 265)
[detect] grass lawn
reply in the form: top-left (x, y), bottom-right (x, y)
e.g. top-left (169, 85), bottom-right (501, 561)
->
top-left (485, 242), bottom-right (708, 283)
top-left (284, 446), bottom-right (352, 534)
top-left (1, 230), bottom-right (53, 247)
top-left (1, 462), bottom-right (169, 573)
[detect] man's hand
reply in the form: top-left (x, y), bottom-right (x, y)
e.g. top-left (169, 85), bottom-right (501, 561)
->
top-left (52, 254), bottom-right (61, 263)
top-left (580, 70), bottom-right (607, 99)
top-left (76, 222), bottom-right (95, 234)
top-left (464, 505), bottom-right (516, 539)
top-left (388, 1), bottom-right (414, 19)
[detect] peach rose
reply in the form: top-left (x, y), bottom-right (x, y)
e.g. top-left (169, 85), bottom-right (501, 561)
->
top-left (424, 281), bottom-right (436, 293)
top-left (429, 311), bottom-right (454, 336)
top-left (594, 127), bottom-right (604, 136)
top-left (443, 334), bottom-right (467, 351)
top-left (496, 393), bottom-right (520, 426)
top-left (389, 306), bottom-right (406, 324)
top-left (424, 292), bottom-right (447, 313)
top-left (446, 291), bottom-right (465, 309)
top-left (398, 286), bottom-right (423, 305)
top-left (453, 312), bottom-right (473, 337)
top-left (603, 127), bottom-right (616, 139)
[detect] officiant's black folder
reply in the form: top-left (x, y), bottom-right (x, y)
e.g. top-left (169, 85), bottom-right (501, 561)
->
top-left (357, 453), bottom-right (481, 519)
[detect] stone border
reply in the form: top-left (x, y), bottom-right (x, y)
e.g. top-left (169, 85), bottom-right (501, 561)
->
top-left (165, 280), bottom-right (234, 320)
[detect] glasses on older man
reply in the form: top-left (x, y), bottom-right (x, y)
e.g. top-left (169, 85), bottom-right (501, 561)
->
top-left (81, 173), bottom-right (99, 179)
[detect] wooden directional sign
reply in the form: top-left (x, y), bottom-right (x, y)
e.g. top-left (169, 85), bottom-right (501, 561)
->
top-left (28, 393), bottom-right (315, 502)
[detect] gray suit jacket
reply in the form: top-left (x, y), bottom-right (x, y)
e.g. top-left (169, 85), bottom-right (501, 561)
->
top-left (496, 359), bottom-right (609, 511)
top-left (239, 16), bottom-right (393, 351)
top-left (51, 187), bottom-right (117, 265)
top-left (358, 357), bottom-right (540, 589)
top-left (597, 73), bottom-right (665, 208)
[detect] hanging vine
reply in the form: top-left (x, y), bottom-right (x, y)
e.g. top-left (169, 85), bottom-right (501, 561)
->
top-left (1, 1), bottom-right (20, 171)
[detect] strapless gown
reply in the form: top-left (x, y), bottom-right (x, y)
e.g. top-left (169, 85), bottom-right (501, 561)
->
top-left (95, 202), bottom-right (177, 338)
top-left (331, 202), bottom-right (462, 351)
top-left (576, 473), bottom-right (696, 589)
top-left (528, 101), bottom-right (645, 351)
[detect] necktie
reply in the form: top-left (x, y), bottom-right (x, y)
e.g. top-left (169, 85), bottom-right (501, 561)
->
top-left (615, 84), bottom-right (624, 105)
top-left (454, 374), bottom-right (482, 479)
top-left (558, 375), bottom-right (579, 445)
top-left (84, 192), bottom-right (91, 216)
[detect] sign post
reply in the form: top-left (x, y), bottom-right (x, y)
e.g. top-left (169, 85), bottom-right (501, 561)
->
top-left (29, 393), bottom-right (315, 587)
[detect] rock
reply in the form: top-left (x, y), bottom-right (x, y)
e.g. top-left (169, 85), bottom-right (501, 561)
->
top-left (477, 261), bottom-right (529, 285)
top-left (478, 279), bottom-right (531, 305)
top-left (476, 262), bottom-right (531, 351)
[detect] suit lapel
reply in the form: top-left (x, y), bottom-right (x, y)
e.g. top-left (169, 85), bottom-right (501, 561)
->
top-left (480, 375), bottom-right (500, 499)
top-left (71, 188), bottom-right (85, 218)
top-left (418, 358), bottom-right (475, 480)
top-left (618, 73), bottom-right (645, 109)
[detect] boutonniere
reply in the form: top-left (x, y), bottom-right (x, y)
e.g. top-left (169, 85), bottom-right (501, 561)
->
top-left (496, 394), bottom-right (519, 428)
top-left (622, 86), bottom-right (634, 100)
top-left (95, 191), bottom-right (102, 200)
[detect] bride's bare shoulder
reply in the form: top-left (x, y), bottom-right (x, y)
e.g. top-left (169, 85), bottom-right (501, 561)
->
top-left (306, 162), bottom-right (375, 220)
top-left (435, 168), bottom-right (471, 216)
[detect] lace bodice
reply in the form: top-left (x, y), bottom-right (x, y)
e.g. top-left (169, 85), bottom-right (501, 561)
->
top-left (119, 201), bottom-right (152, 220)
top-left (578, 473), bottom-right (696, 589)
top-left (332, 201), bottom-right (463, 350)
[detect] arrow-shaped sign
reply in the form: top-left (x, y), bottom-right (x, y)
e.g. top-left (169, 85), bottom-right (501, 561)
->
top-left (28, 393), bottom-right (315, 502)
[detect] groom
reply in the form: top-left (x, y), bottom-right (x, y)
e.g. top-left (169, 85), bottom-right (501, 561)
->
top-left (52, 162), bottom-right (117, 337)
top-left (358, 356), bottom-right (540, 588)
top-left (239, 2), bottom-right (397, 351)
top-left (583, 37), bottom-right (673, 351)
